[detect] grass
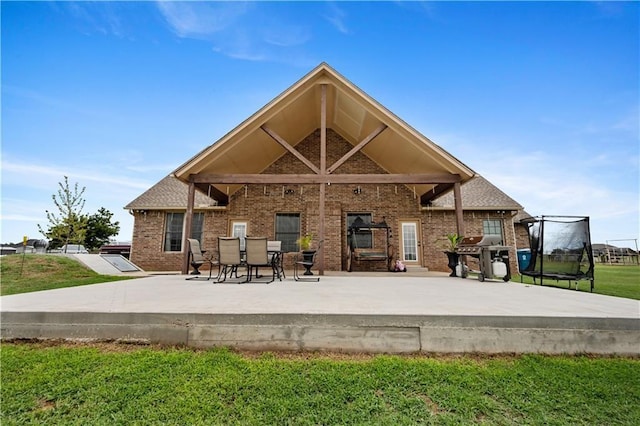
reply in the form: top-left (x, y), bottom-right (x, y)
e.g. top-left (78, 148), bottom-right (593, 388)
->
top-left (1, 343), bottom-right (638, 425)
top-left (0, 254), bottom-right (134, 296)
top-left (511, 264), bottom-right (640, 300)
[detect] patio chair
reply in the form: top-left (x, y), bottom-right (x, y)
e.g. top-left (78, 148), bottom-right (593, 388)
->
top-left (268, 240), bottom-right (285, 280)
top-left (293, 240), bottom-right (323, 282)
top-left (185, 238), bottom-right (219, 280)
top-left (245, 237), bottom-right (275, 283)
top-left (215, 237), bottom-right (243, 283)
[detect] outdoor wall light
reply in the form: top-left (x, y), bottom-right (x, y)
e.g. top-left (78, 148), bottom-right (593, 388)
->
top-left (353, 187), bottom-right (362, 195)
top-left (284, 189), bottom-right (295, 195)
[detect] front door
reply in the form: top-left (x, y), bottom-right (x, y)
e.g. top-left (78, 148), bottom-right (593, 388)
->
top-left (400, 220), bottom-right (421, 266)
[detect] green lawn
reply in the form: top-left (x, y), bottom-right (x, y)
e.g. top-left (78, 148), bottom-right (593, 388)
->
top-left (511, 264), bottom-right (640, 300)
top-left (2, 343), bottom-right (638, 425)
top-left (0, 254), bottom-right (134, 296)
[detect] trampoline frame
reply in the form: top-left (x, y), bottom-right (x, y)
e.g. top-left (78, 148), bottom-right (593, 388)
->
top-left (520, 215), bottom-right (595, 292)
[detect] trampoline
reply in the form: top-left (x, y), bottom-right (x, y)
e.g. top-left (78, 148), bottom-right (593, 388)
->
top-left (521, 215), bottom-right (595, 292)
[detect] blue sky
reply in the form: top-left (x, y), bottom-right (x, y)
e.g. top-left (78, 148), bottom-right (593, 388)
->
top-left (2, 1), bottom-right (638, 247)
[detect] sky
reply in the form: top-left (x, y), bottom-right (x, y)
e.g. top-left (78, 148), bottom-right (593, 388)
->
top-left (1, 1), bottom-right (638, 247)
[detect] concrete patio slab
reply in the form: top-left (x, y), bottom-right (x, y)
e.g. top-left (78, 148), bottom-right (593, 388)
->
top-left (2, 274), bottom-right (638, 355)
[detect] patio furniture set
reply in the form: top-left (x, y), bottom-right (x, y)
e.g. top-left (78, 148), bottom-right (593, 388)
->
top-left (186, 237), bottom-right (320, 283)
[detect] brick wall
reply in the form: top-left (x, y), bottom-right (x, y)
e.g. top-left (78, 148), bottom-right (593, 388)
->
top-left (131, 128), bottom-right (522, 273)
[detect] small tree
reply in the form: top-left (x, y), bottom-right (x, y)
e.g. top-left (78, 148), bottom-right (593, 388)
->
top-left (38, 176), bottom-right (87, 250)
top-left (84, 207), bottom-right (120, 251)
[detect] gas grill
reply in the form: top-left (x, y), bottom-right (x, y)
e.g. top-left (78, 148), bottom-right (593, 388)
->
top-left (457, 235), bottom-right (512, 282)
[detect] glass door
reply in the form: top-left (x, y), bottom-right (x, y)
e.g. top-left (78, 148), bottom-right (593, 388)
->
top-left (400, 221), bottom-right (421, 265)
top-left (231, 221), bottom-right (247, 250)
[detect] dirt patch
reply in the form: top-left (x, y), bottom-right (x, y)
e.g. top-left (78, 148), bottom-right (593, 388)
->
top-left (5, 339), bottom-right (633, 360)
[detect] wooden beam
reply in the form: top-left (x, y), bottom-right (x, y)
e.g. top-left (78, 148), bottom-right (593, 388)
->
top-left (261, 125), bottom-right (320, 174)
top-left (195, 182), bottom-right (228, 204)
top-left (191, 173), bottom-right (461, 185)
top-left (327, 124), bottom-right (387, 174)
top-left (420, 183), bottom-right (454, 204)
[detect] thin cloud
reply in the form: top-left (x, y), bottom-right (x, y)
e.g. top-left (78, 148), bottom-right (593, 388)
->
top-left (156, 1), bottom-right (313, 65)
top-left (431, 128), bottom-right (638, 241)
top-left (1, 159), bottom-right (151, 191)
top-left (0, 214), bottom-right (42, 223)
top-left (3, 85), bottom-right (76, 111)
top-left (62, 2), bottom-right (127, 38)
top-left (539, 104), bottom-right (639, 138)
top-left (323, 3), bottom-right (349, 34)
top-left (2, 85), bottom-right (107, 120)
top-left (1, 161), bottom-right (146, 242)
top-left (263, 25), bottom-right (311, 48)
top-left (478, 152), bottom-right (638, 221)
top-left (156, 1), bottom-right (250, 39)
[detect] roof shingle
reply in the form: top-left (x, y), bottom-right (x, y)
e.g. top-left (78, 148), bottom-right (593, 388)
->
top-left (429, 175), bottom-right (523, 210)
top-left (124, 175), bottom-right (217, 210)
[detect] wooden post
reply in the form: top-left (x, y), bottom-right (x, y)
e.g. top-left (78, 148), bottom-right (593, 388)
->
top-left (318, 84), bottom-right (327, 274)
top-left (453, 181), bottom-right (464, 237)
top-left (182, 180), bottom-right (196, 275)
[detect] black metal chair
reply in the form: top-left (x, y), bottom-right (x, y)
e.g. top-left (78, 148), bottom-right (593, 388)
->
top-left (185, 239), bottom-right (219, 280)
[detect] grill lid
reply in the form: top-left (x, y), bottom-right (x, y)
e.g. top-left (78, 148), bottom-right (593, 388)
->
top-left (458, 235), bottom-right (507, 254)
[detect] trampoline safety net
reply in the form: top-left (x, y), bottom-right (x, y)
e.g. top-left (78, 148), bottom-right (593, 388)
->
top-left (521, 215), bottom-right (594, 291)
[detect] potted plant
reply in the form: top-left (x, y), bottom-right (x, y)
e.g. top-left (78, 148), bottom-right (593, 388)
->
top-left (443, 233), bottom-right (463, 277)
top-left (296, 233), bottom-right (316, 275)
top-left (296, 234), bottom-right (314, 253)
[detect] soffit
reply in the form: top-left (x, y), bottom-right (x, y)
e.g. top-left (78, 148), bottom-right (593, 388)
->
top-left (173, 63), bottom-right (475, 197)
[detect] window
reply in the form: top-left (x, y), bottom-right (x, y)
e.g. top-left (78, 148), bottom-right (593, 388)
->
top-left (483, 219), bottom-right (503, 244)
top-left (275, 213), bottom-right (300, 252)
top-left (347, 213), bottom-right (373, 249)
top-left (163, 212), bottom-right (204, 252)
top-left (190, 213), bottom-right (204, 243)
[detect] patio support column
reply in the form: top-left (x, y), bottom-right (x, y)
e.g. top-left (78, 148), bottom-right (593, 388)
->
top-left (181, 179), bottom-right (196, 275)
top-left (318, 84), bottom-right (327, 274)
top-left (453, 181), bottom-right (464, 237)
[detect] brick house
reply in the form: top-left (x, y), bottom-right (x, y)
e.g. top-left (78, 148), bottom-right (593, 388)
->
top-left (125, 63), bottom-right (526, 274)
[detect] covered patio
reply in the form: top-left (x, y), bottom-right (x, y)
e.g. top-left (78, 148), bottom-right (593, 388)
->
top-left (172, 64), bottom-right (475, 275)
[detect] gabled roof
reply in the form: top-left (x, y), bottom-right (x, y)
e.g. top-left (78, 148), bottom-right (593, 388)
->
top-left (125, 175), bottom-right (217, 210)
top-left (429, 175), bottom-right (523, 210)
top-left (173, 63), bottom-right (475, 200)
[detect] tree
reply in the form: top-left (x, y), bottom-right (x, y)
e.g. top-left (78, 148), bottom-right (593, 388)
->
top-left (38, 176), bottom-right (87, 250)
top-left (84, 208), bottom-right (120, 251)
